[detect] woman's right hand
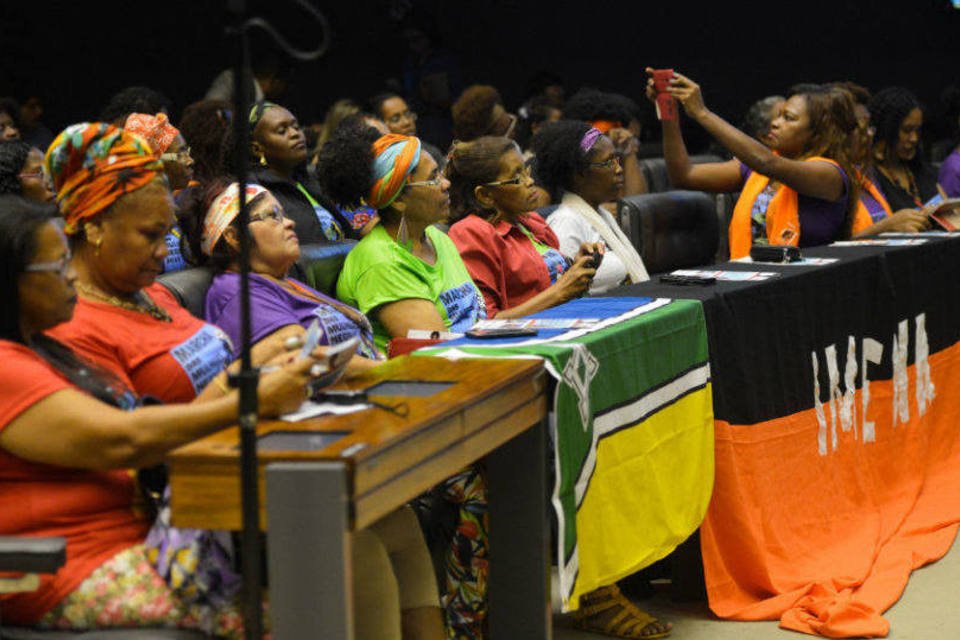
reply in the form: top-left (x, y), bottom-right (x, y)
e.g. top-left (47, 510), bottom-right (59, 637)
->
top-left (553, 254), bottom-right (597, 302)
top-left (881, 207), bottom-right (933, 233)
top-left (257, 354), bottom-right (320, 416)
top-left (663, 71), bottom-right (708, 119)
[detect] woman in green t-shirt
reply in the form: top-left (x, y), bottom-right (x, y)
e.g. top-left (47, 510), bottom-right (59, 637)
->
top-left (320, 123), bottom-right (489, 639)
top-left (321, 122), bottom-right (484, 352)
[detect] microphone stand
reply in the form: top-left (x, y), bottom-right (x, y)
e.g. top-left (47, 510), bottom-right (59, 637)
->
top-left (226, 2), bottom-right (262, 637)
top-left (222, 2), bottom-right (330, 638)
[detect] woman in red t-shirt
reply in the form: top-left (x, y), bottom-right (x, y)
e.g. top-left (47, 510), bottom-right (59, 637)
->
top-left (0, 197), bottom-right (317, 634)
top-left (446, 136), bottom-right (599, 318)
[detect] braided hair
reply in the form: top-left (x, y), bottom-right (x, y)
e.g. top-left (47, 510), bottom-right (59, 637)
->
top-left (0, 140), bottom-right (31, 196)
top-left (869, 87), bottom-right (923, 169)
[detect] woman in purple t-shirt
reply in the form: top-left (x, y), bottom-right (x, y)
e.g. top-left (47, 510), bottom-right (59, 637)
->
top-left (180, 179), bottom-right (382, 372)
top-left (647, 69), bottom-right (858, 255)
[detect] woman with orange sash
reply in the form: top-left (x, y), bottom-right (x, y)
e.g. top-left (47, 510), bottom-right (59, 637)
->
top-left (647, 69), bottom-right (858, 259)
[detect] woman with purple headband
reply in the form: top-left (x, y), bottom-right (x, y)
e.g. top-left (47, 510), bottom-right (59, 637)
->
top-left (534, 120), bottom-right (650, 294)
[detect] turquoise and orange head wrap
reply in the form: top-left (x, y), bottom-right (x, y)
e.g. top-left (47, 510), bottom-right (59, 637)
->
top-left (45, 122), bottom-right (163, 234)
top-left (367, 133), bottom-right (421, 210)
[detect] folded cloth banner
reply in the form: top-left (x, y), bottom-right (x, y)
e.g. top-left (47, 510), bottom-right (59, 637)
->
top-left (696, 238), bottom-right (960, 637)
top-left (423, 297), bottom-right (714, 611)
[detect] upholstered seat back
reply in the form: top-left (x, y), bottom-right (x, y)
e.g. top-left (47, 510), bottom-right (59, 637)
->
top-left (617, 190), bottom-right (719, 275)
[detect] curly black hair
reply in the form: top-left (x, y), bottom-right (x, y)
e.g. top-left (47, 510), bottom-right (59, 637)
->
top-left (99, 86), bottom-right (172, 126)
top-left (315, 120), bottom-right (382, 208)
top-left (869, 87), bottom-right (923, 169)
top-left (562, 88), bottom-right (640, 127)
top-left (530, 119), bottom-right (593, 202)
top-left (179, 100), bottom-right (233, 183)
top-left (0, 140), bottom-right (31, 196)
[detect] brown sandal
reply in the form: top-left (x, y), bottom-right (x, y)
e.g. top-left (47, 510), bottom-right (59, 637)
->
top-left (572, 584), bottom-right (672, 639)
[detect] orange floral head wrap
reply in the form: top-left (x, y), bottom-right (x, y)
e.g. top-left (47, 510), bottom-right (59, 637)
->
top-left (367, 134), bottom-right (421, 210)
top-left (45, 122), bottom-right (164, 234)
top-left (124, 112), bottom-right (180, 153)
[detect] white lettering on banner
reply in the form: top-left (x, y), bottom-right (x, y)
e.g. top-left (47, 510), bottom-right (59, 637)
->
top-left (813, 351), bottom-right (827, 456)
top-left (842, 336), bottom-right (857, 439)
top-left (825, 344), bottom-right (840, 452)
top-left (892, 320), bottom-right (910, 427)
top-left (915, 314), bottom-right (935, 415)
top-left (812, 313), bottom-right (934, 456)
top-left (861, 338), bottom-right (883, 443)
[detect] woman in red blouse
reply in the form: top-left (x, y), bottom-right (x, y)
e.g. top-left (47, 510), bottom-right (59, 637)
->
top-left (446, 136), bottom-right (600, 318)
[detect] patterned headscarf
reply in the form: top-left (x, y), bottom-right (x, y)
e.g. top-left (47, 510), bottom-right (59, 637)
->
top-left (367, 134), bottom-right (421, 210)
top-left (124, 113), bottom-right (180, 154)
top-left (201, 182), bottom-right (270, 256)
top-left (45, 122), bottom-right (163, 234)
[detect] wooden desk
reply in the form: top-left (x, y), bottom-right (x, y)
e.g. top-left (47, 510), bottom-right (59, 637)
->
top-left (168, 355), bottom-right (551, 639)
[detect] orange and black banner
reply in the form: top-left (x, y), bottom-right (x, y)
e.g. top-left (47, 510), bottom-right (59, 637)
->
top-left (616, 235), bottom-right (960, 637)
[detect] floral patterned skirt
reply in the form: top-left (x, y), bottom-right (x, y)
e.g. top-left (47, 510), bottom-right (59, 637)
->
top-left (37, 544), bottom-right (267, 639)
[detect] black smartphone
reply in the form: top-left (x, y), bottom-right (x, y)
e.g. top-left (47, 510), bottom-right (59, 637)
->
top-left (587, 249), bottom-right (604, 269)
top-left (659, 274), bottom-right (717, 286)
top-left (465, 327), bottom-right (539, 339)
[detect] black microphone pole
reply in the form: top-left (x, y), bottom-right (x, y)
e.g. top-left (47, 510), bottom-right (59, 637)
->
top-left (226, 1), bottom-right (263, 638)
top-left (222, 3), bottom-right (331, 637)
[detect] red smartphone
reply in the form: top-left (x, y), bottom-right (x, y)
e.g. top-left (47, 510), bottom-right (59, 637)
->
top-left (652, 68), bottom-right (677, 121)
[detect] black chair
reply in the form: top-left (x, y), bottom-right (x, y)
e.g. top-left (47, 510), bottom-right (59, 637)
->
top-left (535, 204), bottom-right (559, 220)
top-left (157, 241), bottom-right (357, 321)
top-left (639, 154), bottom-right (723, 193)
top-left (0, 537), bottom-right (206, 639)
top-left (617, 190), bottom-right (719, 275)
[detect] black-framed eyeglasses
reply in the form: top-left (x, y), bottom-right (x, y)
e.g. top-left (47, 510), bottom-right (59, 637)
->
top-left (25, 253), bottom-right (72, 278)
top-left (484, 166), bottom-right (532, 187)
top-left (588, 156), bottom-right (622, 170)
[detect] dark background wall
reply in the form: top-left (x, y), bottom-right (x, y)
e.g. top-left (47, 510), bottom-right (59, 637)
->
top-left (3, 0), bottom-right (959, 147)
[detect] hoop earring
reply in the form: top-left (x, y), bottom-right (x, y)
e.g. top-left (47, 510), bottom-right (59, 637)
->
top-left (94, 237), bottom-right (102, 257)
top-left (397, 213), bottom-right (410, 247)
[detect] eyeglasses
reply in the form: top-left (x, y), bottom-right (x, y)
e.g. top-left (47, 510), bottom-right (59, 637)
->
top-left (25, 253), bottom-right (72, 278)
top-left (386, 110), bottom-right (417, 126)
top-left (406, 175), bottom-right (444, 188)
top-left (484, 166), bottom-right (532, 187)
top-left (161, 147), bottom-right (192, 164)
top-left (588, 156), bottom-right (622, 170)
top-left (249, 205), bottom-right (286, 224)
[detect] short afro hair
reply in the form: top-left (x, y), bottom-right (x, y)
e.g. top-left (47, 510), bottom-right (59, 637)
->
top-left (530, 119), bottom-right (594, 202)
top-left (316, 119), bottom-right (382, 208)
top-left (452, 85), bottom-right (503, 141)
top-left (562, 88), bottom-right (640, 127)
